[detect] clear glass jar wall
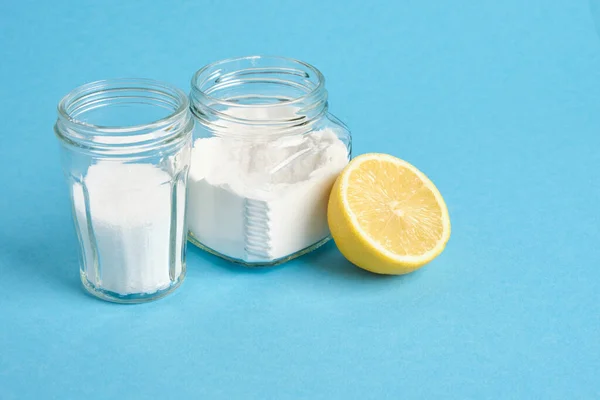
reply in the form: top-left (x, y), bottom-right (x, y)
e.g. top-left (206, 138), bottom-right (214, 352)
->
top-left (55, 79), bottom-right (193, 303)
top-left (188, 56), bottom-right (352, 266)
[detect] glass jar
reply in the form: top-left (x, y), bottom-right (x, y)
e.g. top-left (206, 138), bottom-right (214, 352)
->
top-left (188, 56), bottom-right (352, 266)
top-left (54, 79), bottom-right (193, 303)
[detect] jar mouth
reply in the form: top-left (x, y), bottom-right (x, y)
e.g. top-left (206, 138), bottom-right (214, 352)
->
top-left (191, 55), bottom-right (326, 109)
top-left (58, 78), bottom-right (189, 132)
top-left (55, 79), bottom-right (192, 153)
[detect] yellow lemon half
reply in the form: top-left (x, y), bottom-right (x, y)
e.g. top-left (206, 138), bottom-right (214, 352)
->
top-left (328, 153), bottom-right (451, 275)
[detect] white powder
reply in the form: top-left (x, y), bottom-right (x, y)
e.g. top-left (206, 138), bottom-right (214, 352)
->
top-left (72, 163), bottom-right (185, 295)
top-left (187, 127), bottom-right (349, 263)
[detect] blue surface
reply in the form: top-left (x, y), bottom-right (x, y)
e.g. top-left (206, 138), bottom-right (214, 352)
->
top-left (1, 0), bottom-right (600, 398)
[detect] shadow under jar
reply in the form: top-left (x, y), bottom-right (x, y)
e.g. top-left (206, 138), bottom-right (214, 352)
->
top-left (188, 56), bottom-right (352, 266)
top-left (55, 79), bottom-right (194, 303)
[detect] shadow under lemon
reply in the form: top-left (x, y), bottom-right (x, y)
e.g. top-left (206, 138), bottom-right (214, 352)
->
top-left (299, 240), bottom-right (425, 283)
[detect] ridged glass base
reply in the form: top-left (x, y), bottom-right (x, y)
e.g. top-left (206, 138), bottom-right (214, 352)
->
top-left (80, 269), bottom-right (186, 304)
top-left (188, 233), bottom-right (331, 267)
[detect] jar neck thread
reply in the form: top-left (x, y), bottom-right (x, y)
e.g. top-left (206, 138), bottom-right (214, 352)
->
top-left (55, 79), bottom-right (192, 155)
top-left (190, 56), bottom-right (328, 136)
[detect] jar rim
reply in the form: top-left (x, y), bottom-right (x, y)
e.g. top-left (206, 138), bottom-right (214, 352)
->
top-left (57, 78), bottom-right (189, 134)
top-left (55, 78), bottom-right (193, 154)
top-left (190, 55), bottom-right (326, 109)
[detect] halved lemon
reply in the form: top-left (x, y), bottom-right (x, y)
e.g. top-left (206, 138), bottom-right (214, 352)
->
top-left (328, 153), bottom-right (451, 275)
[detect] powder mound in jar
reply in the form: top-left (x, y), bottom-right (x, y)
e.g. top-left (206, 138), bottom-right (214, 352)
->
top-left (187, 128), bottom-right (349, 262)
top-left (72, 163), bottom-right (184, 295)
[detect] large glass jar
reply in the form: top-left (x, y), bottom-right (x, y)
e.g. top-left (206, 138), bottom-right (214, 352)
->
top-left (54, 79), bottom-right (193, 303)
top-left (188, 56), bottom-right (352, 266)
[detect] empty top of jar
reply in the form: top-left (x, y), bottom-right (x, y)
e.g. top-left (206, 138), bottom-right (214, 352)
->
top-left (55, 78), bottom-right (192, 153)
top-left (190, 56), bottom-right (328, 126)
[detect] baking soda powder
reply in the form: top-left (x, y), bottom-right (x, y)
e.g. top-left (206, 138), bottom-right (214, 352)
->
top-left (187, 128), bottom-right (349, 263)
top-left (72, 163), bottom-right (184, 295)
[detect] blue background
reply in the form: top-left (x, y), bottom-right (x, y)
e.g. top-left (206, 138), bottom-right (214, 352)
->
top-left (1, 0), bottom-right (599, 398)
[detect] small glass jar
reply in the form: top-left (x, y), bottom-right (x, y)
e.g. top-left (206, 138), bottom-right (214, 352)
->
top-left (54, 79), bottom-right (193, 303)
top-left (188, 56), bottom-right (352, 266)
